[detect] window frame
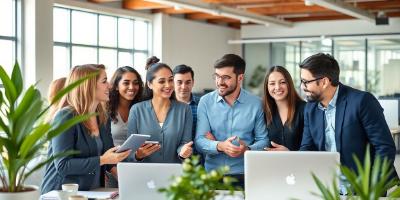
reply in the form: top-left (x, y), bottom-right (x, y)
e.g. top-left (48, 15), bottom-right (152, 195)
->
top-left (0, 0), bottom-right (20, 74)
top-left (53, 6), bottom-right (150, 75)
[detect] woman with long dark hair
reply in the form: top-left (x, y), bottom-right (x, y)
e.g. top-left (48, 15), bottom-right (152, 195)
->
top-left (263, 66), bottom-right (305, 151)
top-left (127, 56), bottom-right (193, 163)
top-left (108, 66), bottom-right (144, 146)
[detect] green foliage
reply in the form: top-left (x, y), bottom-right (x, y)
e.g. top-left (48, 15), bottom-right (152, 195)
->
top-left (0, 62), bottom-right (96, 192)
top-left (312, 147), bottom-right (400, 200)
top-left (248, 65), bottom-right (266, 88)
top-left (159, 155), bottom-right (242, 200)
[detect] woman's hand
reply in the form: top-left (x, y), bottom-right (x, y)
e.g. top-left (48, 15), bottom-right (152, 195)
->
top-left (100, 146), bottom-right (131, 165)
top-left (264, 141), bottom-right (289, 151)
top-left (179, 141), bottom-right (193, 159)
top-left (135, 143), bottom-right (161, 160)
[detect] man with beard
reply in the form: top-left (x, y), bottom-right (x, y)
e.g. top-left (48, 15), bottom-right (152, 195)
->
top-left (195, 54), bottom-right (268, 189)
top-left (299, 53), bottom-right (398, 192)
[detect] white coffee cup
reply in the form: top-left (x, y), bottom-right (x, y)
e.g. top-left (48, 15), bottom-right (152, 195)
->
top-left (61, 183), bottom-right (79, 195)
top-left (57, 190), bottom-right (71, 200)
top-left (68, 195), bottom-right (88, 200)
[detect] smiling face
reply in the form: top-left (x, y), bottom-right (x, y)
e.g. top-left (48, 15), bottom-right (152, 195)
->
top-left (267, 71), bottom-right (288, 102)
top-left (117, 72), bottom-right (140, 102)
top-left (174, 72), bottom-right (194, 100)
top-left (300, 68), bottom-right (324, 102)
top-left (214, 67), bottom-right (242, 97)
top-left (148, 67), bottom-right (174, 99)
top-left (95, 69), bottom-right (110, 102)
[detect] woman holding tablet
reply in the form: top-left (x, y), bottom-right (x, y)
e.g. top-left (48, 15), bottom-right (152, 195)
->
top-left (127, 56), bottom-right (193, 163)
top-left (108, 66), bottom-right (144, 146)
top-left (41, 64), bottom-right (130, 194)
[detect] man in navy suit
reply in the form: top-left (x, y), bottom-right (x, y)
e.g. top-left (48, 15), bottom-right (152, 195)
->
top-left (299, 53), bottom-right (398, 186)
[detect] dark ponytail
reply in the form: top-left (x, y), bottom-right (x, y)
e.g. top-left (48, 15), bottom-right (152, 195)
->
top-left (143, 56), bottom-right (174, 100)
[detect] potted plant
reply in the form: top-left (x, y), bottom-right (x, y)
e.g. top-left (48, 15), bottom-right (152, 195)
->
top-left (0, 62), bottom-right (95, 200)
top-left (159, 155), bottom-right (243, 200)
top-left (311, 147), bottom-right (400, 200)
top-left (247, 65), bottom-right (266, 96)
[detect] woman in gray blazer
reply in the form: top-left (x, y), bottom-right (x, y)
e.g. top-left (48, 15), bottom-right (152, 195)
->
top-left (127, 56), bottom-right (193, 163)
top-left (41, 64), bottom-right (130, 194)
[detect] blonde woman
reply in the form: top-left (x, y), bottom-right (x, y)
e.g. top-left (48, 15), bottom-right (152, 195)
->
top-left (41, 64), bottom-right (130, 194)
top-left (45, 77), bottom-right (66, 123)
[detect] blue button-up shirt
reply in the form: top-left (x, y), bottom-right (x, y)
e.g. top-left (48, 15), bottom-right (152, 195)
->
top-left (318, 86), bottom-right (339, 152)
top-left (195, 89), bottom-right (268, 174)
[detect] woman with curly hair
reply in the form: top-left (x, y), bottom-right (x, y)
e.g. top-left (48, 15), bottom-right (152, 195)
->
top-left (108, 66), bottom-right (144, 146)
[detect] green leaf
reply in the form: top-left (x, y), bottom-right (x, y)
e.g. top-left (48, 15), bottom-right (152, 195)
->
top-left (0, 65), bottom-right (18, 105)
top-left (12, 86), bottom-right (36, 122)
top-left (14, 96), bottom-right (43, 143)
top-left (22, 150), bottom-right (79, 185)
top-left (47, 113), bottom-right (95, 139)
top-left (19, 123), bottom-right (51, 158)
top-left (50, 71), bottom-right (98, 105)
top-left (11, 62), bottom-right (23, 96)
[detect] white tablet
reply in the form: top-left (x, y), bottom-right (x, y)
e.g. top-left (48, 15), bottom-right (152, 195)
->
top-left (115, 134), bottom-right (151, 153)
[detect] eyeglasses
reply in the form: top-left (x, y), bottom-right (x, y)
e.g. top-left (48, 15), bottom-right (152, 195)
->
top-left (212, 74), bottom-right (232, 82)
top-left (300, 77), bottom-right (324, 88)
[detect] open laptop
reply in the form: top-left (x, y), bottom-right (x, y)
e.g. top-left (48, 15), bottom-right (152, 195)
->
top-left (118, 163), bottom-right (182, 200)
top-left (245, 151), bottom-right (340, 200)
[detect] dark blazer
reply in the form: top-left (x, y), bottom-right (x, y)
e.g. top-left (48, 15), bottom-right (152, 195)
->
top-left (300, 83), bottom-right (398, 180)
top-left (41, 107), bottom-right (115, 194)
top-left (267, 100), bottom-right (305, 151)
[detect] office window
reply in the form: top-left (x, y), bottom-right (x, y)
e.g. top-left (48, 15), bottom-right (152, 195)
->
top-left (334, 39), bottom-right (366, 90)
top-left (53, 7), bottom-right (150, 79)
top-left (245, 36), bottom-right (400, 97)
top-left (0, 0), bottom-right (17, 74)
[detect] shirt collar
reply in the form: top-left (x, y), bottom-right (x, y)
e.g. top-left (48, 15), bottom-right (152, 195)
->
top-left (216, 88), bottom-right (246, 104)
top-left (189, 94), bottom-right (199, 105)
top-left (318, 85), bottom-right (339, 110)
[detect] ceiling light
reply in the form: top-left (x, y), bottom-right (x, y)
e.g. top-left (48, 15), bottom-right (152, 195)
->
top-left (304, 0), bottom-right (314, 6)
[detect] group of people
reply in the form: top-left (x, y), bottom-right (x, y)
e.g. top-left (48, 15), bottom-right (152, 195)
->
top-left (40, 53), bottom-right (398, 194)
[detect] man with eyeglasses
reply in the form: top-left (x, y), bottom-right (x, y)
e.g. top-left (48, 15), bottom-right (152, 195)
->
top-left (299, 53), bottom-right (398, 193)
top-left (195, 54), bottom-right (268, 189)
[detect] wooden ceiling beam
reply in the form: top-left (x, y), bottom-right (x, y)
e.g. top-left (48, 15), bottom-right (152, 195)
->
top-left (123, 0), bottom-right (169, 10)
top-left (248, 5), bottom-right (329, 15)
top-left (185, 12), bottom-right (226, 20)
top-left (152, 8), bottom-right (195, 14)
top-left (288, 15), bottom-right (353, 22)
top-left (207, 18), bottom-right (240, 23)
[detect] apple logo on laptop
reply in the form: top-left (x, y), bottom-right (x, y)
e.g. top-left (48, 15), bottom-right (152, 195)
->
top-left (147, 180), bottom-right (156, 189)
top-left (286, 173), bottom-right (296, 185)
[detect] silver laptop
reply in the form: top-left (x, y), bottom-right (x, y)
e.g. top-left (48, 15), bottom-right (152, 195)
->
top-left (118, 163), bottom-right (182, 200)
top-left (245, 151), bottom-right (340, 200)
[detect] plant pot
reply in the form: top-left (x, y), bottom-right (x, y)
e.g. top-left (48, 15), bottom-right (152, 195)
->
top-left (0, 185), bottom-right (40, 200)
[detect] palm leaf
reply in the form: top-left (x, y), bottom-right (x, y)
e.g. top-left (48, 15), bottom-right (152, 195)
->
top-left (10, 62), bottom-right (23, 96)
top-left (22, 150), bottom-right (79, 182)
top-left (11, 86), bottom-right (36, 122)
top-left (0, 66), bottom-right (18, 105)
top-left (47, 113), bottom-right (95, 139)
top-left (19, 123), bottom-right (51, 158)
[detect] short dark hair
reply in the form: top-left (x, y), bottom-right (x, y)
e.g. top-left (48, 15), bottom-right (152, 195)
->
top-left (214, 54), bottom-right (246, 75)
top-left (299, 53), bottom-right (340, 86)
top-left (173, 64), bottom-right (194, 79)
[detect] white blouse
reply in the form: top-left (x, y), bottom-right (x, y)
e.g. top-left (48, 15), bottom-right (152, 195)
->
top-left (111, 112), bottom-right (128, 146)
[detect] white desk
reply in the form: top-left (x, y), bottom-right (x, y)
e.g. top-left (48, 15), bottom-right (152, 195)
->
top-left (41, 188), bottom-right (244, 200)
